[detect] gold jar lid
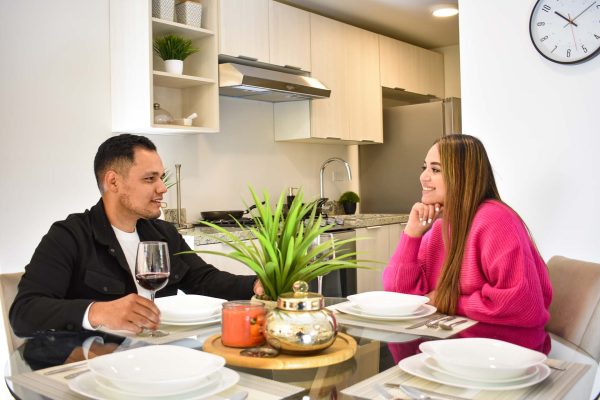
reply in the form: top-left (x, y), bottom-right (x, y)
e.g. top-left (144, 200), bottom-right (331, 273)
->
top-left (277, 281), bottom-right (324, 311)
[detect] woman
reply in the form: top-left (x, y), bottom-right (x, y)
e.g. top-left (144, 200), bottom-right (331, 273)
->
top-left (383, 134), bottom-right (552, 328)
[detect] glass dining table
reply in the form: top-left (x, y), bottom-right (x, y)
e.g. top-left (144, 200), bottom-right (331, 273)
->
top-left (4, 298), bottom-right (599, 400)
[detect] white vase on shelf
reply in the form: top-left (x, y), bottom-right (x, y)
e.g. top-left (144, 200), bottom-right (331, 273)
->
top-left (164, 59), bottom-right (183, 75)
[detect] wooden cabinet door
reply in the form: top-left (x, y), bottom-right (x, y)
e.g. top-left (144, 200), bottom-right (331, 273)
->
top-left (379, 35), bottom-right (419, 93)
top-left (309, 13), bottom-right (349, 140)
top-left (420, 50), bottom-right (445, 98)
top-left (269, 0), bottom-right (311, 71)
top-left (346, 25), bottom-right (383, 143)
top-left (355, 225), bottom-right (389, 292)
top-left (388, 223), bottom-right (403, 258)
top-left (219, 0), bottom-right (269, 63)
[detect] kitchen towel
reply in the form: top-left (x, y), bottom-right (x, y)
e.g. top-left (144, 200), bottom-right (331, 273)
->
top-left (340, 359), bottom-right (590, 400)
top-left (329, 302), bottom-right (478, 339)
top-left (10, 360), bottom-right (305, 400)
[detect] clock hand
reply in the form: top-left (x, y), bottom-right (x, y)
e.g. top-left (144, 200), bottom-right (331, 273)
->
top-left (555, 11), bottom-right (578, 26)
top-left (568, 13), bottom-right (578, 51)
top-left (563, 0), bottom-right (596, 27)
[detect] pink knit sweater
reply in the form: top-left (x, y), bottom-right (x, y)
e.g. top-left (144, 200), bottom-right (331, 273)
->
top-left (383, 200), bottom-right (552, 328)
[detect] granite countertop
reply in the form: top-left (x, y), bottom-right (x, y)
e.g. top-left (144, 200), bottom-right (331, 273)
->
top-left (179, 214), bottom-right (409, 247)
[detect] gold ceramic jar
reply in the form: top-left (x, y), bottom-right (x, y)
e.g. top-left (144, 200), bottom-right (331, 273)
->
top-left (265, 281), bottom-right (337, 354)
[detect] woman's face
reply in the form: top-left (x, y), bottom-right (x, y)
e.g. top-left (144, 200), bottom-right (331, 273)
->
top-left (420, 144), bottom-right (446, 205)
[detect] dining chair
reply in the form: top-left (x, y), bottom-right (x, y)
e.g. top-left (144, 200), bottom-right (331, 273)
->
top-left (546, 256), bottom-right (600, 362)
top-left (0, 272), bottom-right (24, 353)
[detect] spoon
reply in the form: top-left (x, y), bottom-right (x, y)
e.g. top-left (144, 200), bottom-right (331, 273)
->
top-left (439, 319), bottom-right (468, 330)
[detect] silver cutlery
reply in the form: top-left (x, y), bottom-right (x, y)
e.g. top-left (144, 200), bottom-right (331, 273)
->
top-left (438, 319), bottom-right (468, 330)
top-left (373, 383), bottom-right (398, 399)
top-left (43, 363), bottom-right (87, 376)
top-left (385, 383), bottom-right (470, 400)
top-left (64, 369), bottom-right (90, 380)
top-left (405, 314), bottom-right (445, 330)
top-left (426, 316), bottom-right (455, 329)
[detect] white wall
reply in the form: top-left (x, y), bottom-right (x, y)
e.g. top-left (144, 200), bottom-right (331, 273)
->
top-left (459, 0), bottom-right (600, 263)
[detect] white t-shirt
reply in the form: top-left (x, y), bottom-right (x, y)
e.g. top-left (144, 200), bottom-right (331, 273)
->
top-left (82, 226), bottom-right (149, 330)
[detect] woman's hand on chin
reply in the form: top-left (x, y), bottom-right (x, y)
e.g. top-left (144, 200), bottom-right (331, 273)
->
top-left (404, 202), bottom-right (443, 237)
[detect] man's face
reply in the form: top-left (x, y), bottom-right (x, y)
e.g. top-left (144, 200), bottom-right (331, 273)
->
top-left (116, 148), bottom-right (167, 220)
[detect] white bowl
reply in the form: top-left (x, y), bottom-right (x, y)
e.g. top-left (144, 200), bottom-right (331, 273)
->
top-left (155, 294), bottom-right (226, 322)
top-left (419, 338), bottom-right (547, 380)
top-left (88, 345), bottom-right (225, 395)
top-left (347, 291), bottom-right (429, 315)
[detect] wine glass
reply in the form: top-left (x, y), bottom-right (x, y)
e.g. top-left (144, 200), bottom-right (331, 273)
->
top-left (135, 241), bottom-right (171, 337)
top-left (309, 233), bottom-right (336, 295)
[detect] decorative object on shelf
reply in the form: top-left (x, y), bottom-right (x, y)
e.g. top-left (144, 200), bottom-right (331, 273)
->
top-left (529, 0), bottom-right (600, 64)
top-left (173, 112), bottom-right (198, 126)
top-left (152, 0), bottom-right (175, 21)
top-left (181, 187), bottom-right (365, 301)
top-left (265, 280), bottom-right (337, 354)
top-left (338, 191), bottom-right (360, 215)
top-left (153, 34), bottom-right (199, 75)
top-left (176, 0), bottom-right (203, 28)
top-left (153, 103), bottom-right (174, 124)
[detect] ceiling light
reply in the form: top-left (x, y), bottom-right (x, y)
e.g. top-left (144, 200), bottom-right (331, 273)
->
top-left (432, 6), bottom-right (458, 17)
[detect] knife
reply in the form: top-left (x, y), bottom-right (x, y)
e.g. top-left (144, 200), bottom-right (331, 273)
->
top-left (405, 314), bottom-right (445, 330)
top-left (386, 383), bottom-right (470, 400)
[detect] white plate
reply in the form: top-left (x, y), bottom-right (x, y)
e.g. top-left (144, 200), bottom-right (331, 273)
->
top-left (423, 356), bottom-right (539, 383)
top-left (155, 295), bottom-right (226, 322)
top-left (420, 338), bottom-right (547, 380)
top-left (336, 302), bottom-right (436, 321)
top-left (161, 309), bottom-right (220, 323)
top-left (347, 291), bottom-right (429, 315)
top-left (399, 353), bottom-right (550, 391)
top-left (94, 372), bottom-right (217, 398)
top-left (88, 346), bottom-right (225, 395)
top-left (69, 368), bottom-right (239, 400)
top-left (161, 315), bottom-right (221, 326)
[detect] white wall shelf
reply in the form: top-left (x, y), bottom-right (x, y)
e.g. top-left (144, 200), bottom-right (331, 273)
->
top-left (153, 71), bottom-right (215, 88)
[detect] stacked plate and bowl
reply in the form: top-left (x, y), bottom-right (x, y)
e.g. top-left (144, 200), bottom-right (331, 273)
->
top-left (399, 338), bottom-right (551, 391)
top-left (68, 345), bottom-right (239, 399)
top-left (155, 294), bottom-right (226, 326)
top-left (339, 291), bottom-right (436, 321)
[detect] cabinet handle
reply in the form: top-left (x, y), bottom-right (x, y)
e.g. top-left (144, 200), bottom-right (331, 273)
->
top-left (284, 64), bottom-right (302, 70)
top-left (325, 136), bottom-right (342, 140)
top-left (238, 55), bottom-right (258, 61)
top-left (366, 225), bottom-right (383, 230)
top-left (361, 139), bottom-right (375, 143)
top-left (393, 87), bottom-right (406, 91)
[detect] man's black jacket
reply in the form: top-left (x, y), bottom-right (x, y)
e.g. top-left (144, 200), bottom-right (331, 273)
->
top-left (9, 199), bottom-right (255, 336)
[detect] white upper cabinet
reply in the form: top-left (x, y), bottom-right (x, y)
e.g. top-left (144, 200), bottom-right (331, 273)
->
top-left (218, 0), bottom-right (311, 71)
top-left (269, 1), bottom-right (311, 71)
top-left (218, 0), bottom-right (270, 63)
top-left (379, 35), bottom-right (445, 99)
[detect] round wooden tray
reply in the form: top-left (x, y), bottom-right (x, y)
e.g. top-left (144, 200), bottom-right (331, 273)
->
top-left (202, 332), bottom-right (357, 370)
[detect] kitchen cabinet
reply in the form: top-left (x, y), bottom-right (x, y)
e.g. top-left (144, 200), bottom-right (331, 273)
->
top-left (218, 0), bottom-right (269, 63)
top-left (218, 0), bottom-right (311, 72)
top-left (379, 35), bottom-right (444, 99)
top-left (273, 13), bottom-right (383, 144)
top-left (355, 223), bottom-right (404, 293)
top-left (110, 0), bottom-right (219, 134)
top-left (194, 241), bottom-right (256, 276)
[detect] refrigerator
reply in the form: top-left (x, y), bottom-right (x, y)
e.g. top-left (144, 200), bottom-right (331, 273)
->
top-left (359, 98), bottom-right (461, 213)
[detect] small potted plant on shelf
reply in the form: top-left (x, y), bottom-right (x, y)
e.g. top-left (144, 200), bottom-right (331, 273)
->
top-left (338, 191), bottom-right (360, 215)
top-left (153, 34), bottom-right (198, 75)
top-left (183, 187), bottom-right (366, 303)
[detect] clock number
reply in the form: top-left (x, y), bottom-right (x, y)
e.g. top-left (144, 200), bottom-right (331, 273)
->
top-left (567, 49), bottom-right (571, 57)
top-left (537, 22), bottom-right (545, 26)
top-left (595, 34), bottom-right (600, 40)
top-left (551, 45), bottom-right (558, 53)
top-left (540, 35), bottom-right (549, 42)
top-left (542, 4), bottom-right (551, 12)
top-left (582, 45), bottom-right (588, 53)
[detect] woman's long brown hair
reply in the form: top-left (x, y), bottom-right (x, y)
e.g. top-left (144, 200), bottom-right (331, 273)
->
top-left (434, 134), bottom-right (501, 315)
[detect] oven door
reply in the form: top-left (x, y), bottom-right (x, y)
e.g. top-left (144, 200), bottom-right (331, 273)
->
top-left (308, 229), bottom-right (357, 297)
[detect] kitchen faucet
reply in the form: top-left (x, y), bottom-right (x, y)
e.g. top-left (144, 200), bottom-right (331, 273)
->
top-left (320, 157), bottom-right (352, 200)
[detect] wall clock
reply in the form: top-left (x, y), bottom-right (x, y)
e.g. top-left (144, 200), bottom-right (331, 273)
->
top-left (529, 0), bottom-right (600, 64)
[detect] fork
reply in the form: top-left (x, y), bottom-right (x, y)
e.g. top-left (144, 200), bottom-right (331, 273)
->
top-left (426, 316), bottom-right (455, 328)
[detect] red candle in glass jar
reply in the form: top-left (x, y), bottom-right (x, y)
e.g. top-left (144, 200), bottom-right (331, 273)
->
top-left (221, 301), bottom-right (266, 348)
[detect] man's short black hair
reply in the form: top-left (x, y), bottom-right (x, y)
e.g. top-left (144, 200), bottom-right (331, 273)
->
top-left (93, 134), bottom-right (157, 193)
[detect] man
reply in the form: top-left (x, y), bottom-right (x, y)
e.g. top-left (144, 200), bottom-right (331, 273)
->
top-left (10, 134), bottom-right (263, 337)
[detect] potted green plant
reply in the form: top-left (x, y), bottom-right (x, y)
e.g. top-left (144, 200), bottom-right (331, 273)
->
top-left (153, 34), bottom-right (198, 75)
top-left (185, 187), bottom-right (365, 302)
top-left (338, 191), bottom-right (360, 215)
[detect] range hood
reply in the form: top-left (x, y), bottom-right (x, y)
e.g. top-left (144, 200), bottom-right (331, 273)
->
top-left (219, 63), bottom-right (331, 102)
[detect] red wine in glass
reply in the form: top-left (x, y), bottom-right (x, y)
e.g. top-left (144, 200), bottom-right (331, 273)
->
top-left (135, 272), bottom-right (169, 291)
